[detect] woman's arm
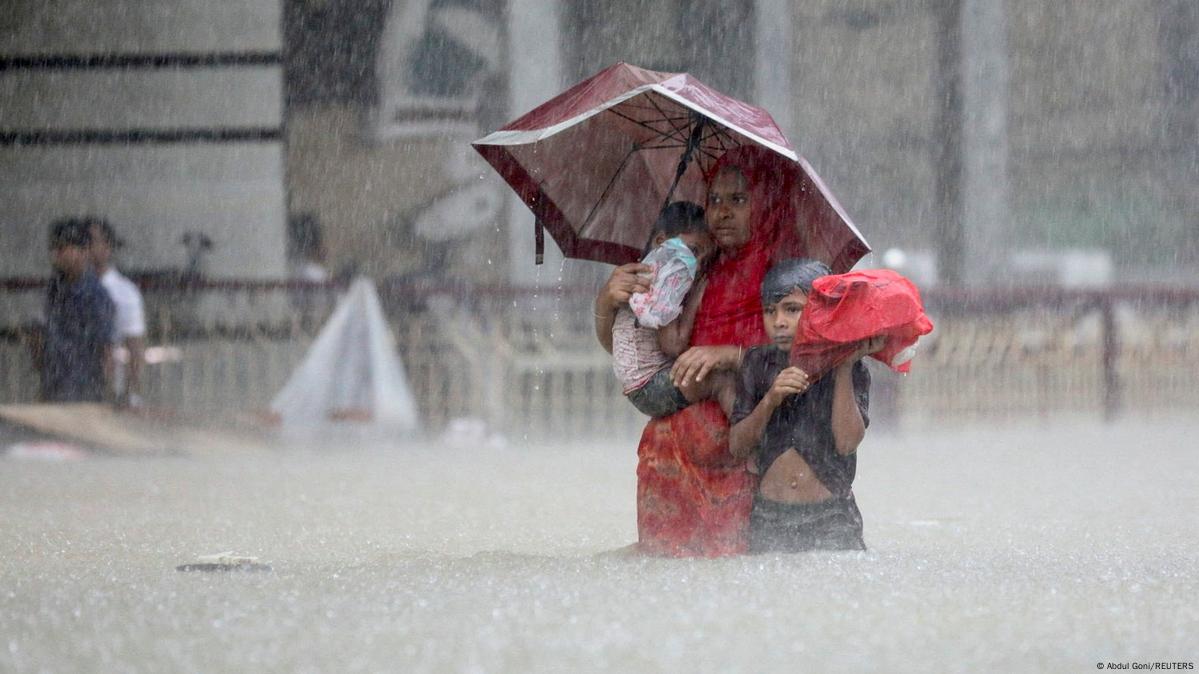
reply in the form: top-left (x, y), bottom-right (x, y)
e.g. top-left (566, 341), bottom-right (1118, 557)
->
top-left (830, 337), bottom-right (884, 455)
top-left (658, 277), bottom-right (707, 358)
top-left (594, 263), bottom-right (652, 354)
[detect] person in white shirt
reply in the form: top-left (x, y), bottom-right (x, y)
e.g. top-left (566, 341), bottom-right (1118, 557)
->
top-left (87, 217), bottom-right (147, 408)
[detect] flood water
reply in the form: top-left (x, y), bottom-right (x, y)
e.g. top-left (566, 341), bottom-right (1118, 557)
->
top-left (3, 417), bottom-right (1196, 672)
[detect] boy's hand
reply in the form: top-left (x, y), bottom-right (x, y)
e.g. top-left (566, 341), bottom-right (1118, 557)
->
top-left (853, 336), bottom-right (887, 360)
top-left (765, 366), bottom-right (810, 406)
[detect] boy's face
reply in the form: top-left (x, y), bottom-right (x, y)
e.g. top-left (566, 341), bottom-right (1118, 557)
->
top-left (763, 287), bottom-right (808, 351)
top-left (89, 224), bottom-right (113, 269)
top-left (50, 243), bottom-right (89, 277)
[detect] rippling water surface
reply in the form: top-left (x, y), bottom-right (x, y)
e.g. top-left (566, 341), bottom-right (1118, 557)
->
top-left (3, 418), bottom-right (1196, 672)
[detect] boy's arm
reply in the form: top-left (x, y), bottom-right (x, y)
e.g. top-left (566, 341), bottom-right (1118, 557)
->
top-left (658, 277), bottom-right (706, 357)
top-left (729, 364), bottom-right (810, 459)
top-left (102, 343), bottom-right (115, 401)
top-left (123, 290), bottom-right (147, 406)
top-left (122, 336), bottom-right (145, 407)
top-left (23, 323), bottom-right (45, 373)
top-left (728, 395), bottom-right (778, 460)
top-left (96, 294), bottom-right (116, 402)
top-left (830, 338), bottom-right (882, 455)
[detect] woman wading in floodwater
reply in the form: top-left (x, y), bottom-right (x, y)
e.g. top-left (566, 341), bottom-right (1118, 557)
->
top-left (594, 146), bottom-right (809, 556)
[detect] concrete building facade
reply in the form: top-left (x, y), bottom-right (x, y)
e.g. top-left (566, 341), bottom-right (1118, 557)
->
top-left (286, 0), bottom-right (1196, 287)
top-left (0, 0), bottom-right (289, 281)
top-left (3, 1), bottom-right (1195, 287)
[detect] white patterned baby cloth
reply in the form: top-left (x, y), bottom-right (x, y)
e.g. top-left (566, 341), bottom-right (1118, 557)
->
top-left (628, 237), bottom-right (698, 329)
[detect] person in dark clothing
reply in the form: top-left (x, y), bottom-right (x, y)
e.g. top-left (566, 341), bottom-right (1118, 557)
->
top-left (728, 258), bottom-right (884, 553)
top-left (40, 218), bottom-right (115, 402)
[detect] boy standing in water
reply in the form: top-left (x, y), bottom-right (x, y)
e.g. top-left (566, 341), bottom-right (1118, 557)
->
top-left (40, 219), bottom-right (116, 402)
top-left (728, 258), bottom-right (883, 552)
top-left (87, 217), bottom-right (147, 408)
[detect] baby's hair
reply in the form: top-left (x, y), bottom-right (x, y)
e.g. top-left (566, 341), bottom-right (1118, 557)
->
top-left (761, 258), bottom-right (831, 305)
top-left (653, 201), bottom-right (706, 238)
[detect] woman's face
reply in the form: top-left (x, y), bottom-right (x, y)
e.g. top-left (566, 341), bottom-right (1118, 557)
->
top-left (706, 167), bottom-right (752, 252)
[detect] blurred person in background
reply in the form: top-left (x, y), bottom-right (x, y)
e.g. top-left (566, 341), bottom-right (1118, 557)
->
top-left (86, 216), bottom-right (147, 409)
top-left (287, 212), bottom-right (331, 330)
top-left (288, 212), bottom-right (330, 283)
top-left (39, 218), bottom-right (114, 402)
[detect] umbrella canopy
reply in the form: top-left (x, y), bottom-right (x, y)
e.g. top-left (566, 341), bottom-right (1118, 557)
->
top-left (473, 62), bottom-right (870, 272)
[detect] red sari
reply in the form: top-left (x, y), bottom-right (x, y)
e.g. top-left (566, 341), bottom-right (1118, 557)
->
top-left (635, 146), bottom-right (805, 557)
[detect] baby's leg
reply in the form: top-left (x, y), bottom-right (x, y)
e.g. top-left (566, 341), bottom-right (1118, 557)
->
top-left (677, 370), bottom-right (737, 418)
top-left (628, 369), bottom-right (691, 418)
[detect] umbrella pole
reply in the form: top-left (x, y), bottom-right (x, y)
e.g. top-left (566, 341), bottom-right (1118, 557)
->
top-left (643, 113), bottom-right (708, 254)
top-left (661, 112), bottom-right (708, 211)
top-left (535, 218), bottom-right (545, 265)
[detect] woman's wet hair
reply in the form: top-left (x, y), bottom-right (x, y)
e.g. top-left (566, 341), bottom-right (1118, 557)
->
top-left (761, 258), bottom-right (831, 305)
top-left (653, 201), bottom-right (706, 238)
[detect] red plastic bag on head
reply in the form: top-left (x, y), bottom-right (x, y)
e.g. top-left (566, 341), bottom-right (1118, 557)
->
top-left (790, 269), bottom-right (934, 379)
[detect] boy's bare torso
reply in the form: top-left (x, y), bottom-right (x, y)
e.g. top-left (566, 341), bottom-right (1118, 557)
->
top-left (757, 449), bottom-right (834, 503)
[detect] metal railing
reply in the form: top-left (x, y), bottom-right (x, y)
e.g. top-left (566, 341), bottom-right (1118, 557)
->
top-left (4, 277), bottom-right (1197, 440)
top-left (900, 287), bottom-right (1199, 424)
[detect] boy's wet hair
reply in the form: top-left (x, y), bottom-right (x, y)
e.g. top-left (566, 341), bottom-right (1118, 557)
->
top-left (653, 201), bottom-right (706, 238)
top-left (82, 215), bottom-right (123, 248)
top-left (761, 258), bottom-right (831, 305)
top-left (48, 217), bottom-right (92, 249)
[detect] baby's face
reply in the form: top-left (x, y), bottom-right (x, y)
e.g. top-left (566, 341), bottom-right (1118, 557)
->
top-left (678, 231), bottom-right (716, 264)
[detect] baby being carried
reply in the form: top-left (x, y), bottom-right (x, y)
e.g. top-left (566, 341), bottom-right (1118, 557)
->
top-left (611, 201), bottom-right (736, 418)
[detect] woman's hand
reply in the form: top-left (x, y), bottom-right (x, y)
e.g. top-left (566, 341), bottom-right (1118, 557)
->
top-left (597, 262), bottom-right (652, 312)
top-left (670, 345), bottom-right (738, 387)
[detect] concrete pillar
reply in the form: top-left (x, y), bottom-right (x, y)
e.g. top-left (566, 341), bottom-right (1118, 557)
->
top-left (933, 0), bottom-right (964, 285)
top-left (505, 0), bottom-right (564, 285)
top-left (754, 0), bottom-right (794, 139)
top-left (959, 0), bottom-right (1010, 285)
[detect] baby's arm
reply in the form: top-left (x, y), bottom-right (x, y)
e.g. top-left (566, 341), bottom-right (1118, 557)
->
top-left (658, 277), bottom-right (706, 358)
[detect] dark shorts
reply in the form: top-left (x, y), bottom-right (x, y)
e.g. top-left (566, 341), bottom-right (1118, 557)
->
top-left (748, 494), bottom-right (866, 553)
top-left (626, 367), bottom-right (690, 418)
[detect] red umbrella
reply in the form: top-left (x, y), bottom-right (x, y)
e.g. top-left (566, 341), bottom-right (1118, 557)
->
top-left (472, 62), bottom-right (870, 272)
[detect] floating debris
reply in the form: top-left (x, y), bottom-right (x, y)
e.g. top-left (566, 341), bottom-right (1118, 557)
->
top-left (176, 552), bottom-right (272, 573)
top-left (4, 441), bottom-right (90, 462)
